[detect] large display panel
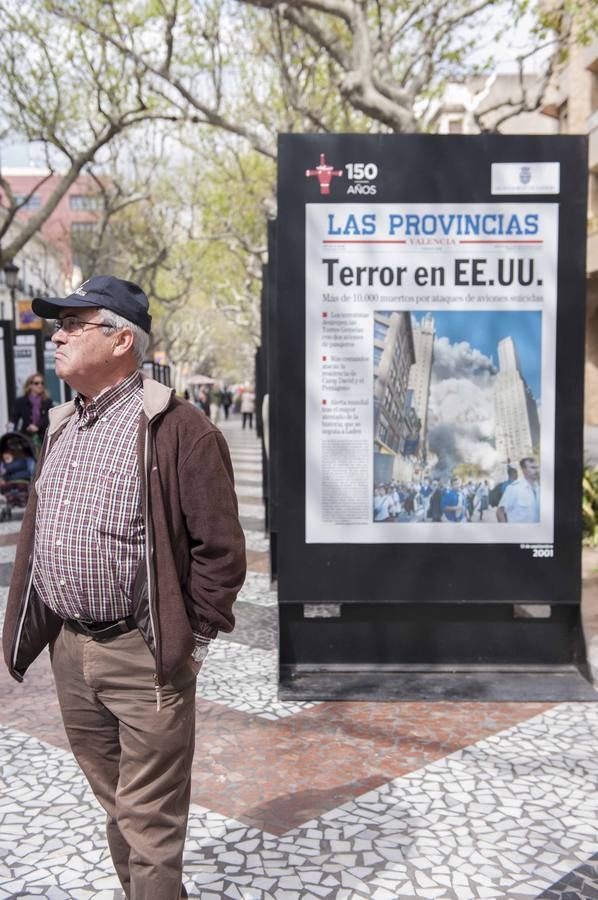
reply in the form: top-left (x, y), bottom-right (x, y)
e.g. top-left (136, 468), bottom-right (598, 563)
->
top-left (276, 134), bottom-right (587, 611)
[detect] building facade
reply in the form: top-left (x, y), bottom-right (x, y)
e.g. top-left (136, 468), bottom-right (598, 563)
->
top-left (0, 169), bottom-right (102, 282)
top-left (426, 75), bottom-right (559, 136)
top-left (494, 336), bottom-right (541, 464)
top-left (429, 52), bottom-right (598, 425)
top-left (373, 311), bottom-right (419, 481)
top-left (407, 313), bottom-right (435, 463)
top-left (541, 29), bottom-right (598, 423)
top-left (0, 210), bottom-right (63, 316)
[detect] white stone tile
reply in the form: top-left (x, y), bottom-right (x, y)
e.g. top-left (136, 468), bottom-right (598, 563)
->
top-left (0, 545), bottom-right (16, 563)
top-left (238, 502), bottom-right (264, 519)
top-left (2, 631), bottom-right (598, 900)
top-left (197, 640), bottom-right (319, 719)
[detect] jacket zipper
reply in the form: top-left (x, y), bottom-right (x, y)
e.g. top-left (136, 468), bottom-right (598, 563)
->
top-left (154, 674), bottom-right (162, 711)
top-left (144, 421), bottom-right (161, 710)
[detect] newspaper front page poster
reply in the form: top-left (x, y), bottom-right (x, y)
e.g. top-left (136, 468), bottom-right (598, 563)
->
top-left (305, 203), bottom-right (557, 544)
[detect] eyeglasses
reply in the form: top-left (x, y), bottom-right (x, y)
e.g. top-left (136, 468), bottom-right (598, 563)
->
top-left (52, 315), bottom-right (113, 336)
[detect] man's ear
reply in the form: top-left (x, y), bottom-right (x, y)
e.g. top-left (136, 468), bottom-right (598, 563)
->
top-left (112, 328), bottom-right (135, 357)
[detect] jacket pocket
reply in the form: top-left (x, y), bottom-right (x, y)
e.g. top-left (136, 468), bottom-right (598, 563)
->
top-left (11, 589), bottom-right (63, 680)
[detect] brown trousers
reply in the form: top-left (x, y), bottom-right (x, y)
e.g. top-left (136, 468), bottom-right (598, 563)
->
top-left (51, 623), bottom-right (198, 900)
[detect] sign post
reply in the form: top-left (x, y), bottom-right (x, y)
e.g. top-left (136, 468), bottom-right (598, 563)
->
top-left (275, 134), bottom-right (595, 701)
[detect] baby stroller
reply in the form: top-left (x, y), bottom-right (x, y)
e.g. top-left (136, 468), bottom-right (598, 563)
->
top-left (0, 432), bottom-right (36, 521)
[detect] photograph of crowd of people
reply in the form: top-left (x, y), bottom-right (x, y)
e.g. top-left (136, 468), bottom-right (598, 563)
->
top-left (373, 310), bottom-right (542, 525)
top-left (374, 457), bottom-right (540, 524)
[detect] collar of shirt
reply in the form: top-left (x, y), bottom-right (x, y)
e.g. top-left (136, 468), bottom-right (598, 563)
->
top-left (75, 370), bottom-right (142, 430)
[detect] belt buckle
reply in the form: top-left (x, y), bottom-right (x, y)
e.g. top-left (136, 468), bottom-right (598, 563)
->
top-left (67, 616), bottom-right (134, 641)
top-left (92, 619), bottom-right (124, 641)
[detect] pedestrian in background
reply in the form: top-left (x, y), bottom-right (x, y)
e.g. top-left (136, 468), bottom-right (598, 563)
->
top-left (197, 385), bottom-right (210, 417)
top-left (221, 386), bottom-right (232, 420)
top-left (210, 383), bottom-right (222, 424)
top-left (12, 372), bottom-right (53, 454)
top-left (241, 386), bottom-right (256, 429)
top-left (3, 275), bottom-right (246, 899)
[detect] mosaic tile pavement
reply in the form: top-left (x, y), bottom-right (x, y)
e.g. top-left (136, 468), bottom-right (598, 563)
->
top-left (0, 415), bottom-right (597, 898)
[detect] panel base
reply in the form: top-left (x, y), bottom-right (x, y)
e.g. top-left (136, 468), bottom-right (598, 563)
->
top-left (279, 665), bottom-right (598, 702)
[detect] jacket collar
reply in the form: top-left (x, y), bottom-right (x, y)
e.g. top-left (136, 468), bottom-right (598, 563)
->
top-left (140, 373), bottom-right (174, 420)
top-left (47, 373), bottom-right (174, 436)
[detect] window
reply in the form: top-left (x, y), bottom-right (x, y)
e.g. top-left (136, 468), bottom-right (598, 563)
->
top-left (448, 119), bottom-right (463, 134)
top-left (70, 194), bottom-right (100, 211)
top-left (374, 320), bottom-right (389, 341)
top-left (374, 346), bottom-right (383, 367)
top-left (379, 413), bottom-right (389, 441)
top-left (71, 221), bottom-right (95, 235)
top-left (14, 194), bottom-right (41, 210)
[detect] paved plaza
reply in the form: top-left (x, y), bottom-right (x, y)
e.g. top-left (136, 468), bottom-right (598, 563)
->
top-left (1, 415), bottom-right (597, 899)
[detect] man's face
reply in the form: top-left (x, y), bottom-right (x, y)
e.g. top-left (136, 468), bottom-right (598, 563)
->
top-left (522, 460), bottom-right (540, 482)
top-left (451, 477), bottom-right (461, 489)
top-left (51, 307), bottom-right (115, 390)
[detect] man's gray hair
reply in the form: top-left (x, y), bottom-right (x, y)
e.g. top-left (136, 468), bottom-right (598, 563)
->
top-left (100, 309), bottom-right (150, 366)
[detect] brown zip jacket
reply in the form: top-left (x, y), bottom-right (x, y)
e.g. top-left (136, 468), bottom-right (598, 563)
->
top-left (2, 376), bottom-right (247, 685)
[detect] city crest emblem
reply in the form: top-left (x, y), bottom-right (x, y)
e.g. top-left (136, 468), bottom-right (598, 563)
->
top-left (305, 153), bottom-right (343, 195)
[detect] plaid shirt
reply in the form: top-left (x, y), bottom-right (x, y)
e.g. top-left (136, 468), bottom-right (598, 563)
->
top-left (33, 371), bottom-right (144, 622)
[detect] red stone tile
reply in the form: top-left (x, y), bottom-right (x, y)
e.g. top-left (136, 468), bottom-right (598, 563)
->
top-left (0, 651), bottom-right (70, 752)
top-left (0, 650), bottom-right (554, 836)
top-left (189, 699), bottom-right (554, 834)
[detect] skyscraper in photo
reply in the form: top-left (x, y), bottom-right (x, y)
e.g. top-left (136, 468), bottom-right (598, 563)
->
top-left (408, 313), bottom-right (435, 461)
top-left (373, 311), bottom-right (418, 481)
top-left (494, 336), bottom-right (540, 463)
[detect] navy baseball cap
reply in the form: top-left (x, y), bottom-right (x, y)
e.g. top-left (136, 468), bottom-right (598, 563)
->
top-left (32, 275), bottom-right (152, 334)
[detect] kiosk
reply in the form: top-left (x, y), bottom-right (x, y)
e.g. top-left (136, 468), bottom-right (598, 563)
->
top-left (273, 134), bottom-right (595, 701)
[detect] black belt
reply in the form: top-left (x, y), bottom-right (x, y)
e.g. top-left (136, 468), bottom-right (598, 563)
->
top-left (65, 615), bottom-right (137, 641)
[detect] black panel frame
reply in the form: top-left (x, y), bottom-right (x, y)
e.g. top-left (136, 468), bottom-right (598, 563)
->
top-left (275, 134), bottom-right (590, 687)
top-left (277, 134), bottom-right (586, 607)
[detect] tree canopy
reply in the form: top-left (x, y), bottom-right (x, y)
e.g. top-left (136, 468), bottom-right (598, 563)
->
top-left (0, 0), bottom-right (589, 377)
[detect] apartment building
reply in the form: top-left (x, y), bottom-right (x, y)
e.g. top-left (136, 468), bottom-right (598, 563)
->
top-left (0, 170), bottom-right (102, 283)
top-left (428, 54), bottom-right (598, 425)
top-left (541, 35), bottom-right (598, 422)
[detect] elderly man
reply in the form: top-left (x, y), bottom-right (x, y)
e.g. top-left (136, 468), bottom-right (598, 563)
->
top-left (2, 275), bottom-right (246, 899)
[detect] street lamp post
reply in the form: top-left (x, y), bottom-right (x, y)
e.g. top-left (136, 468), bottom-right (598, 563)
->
top-left (3, 259), bottom-right (19, 345)
top-left (2, 260), bottom-right (19, 414)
